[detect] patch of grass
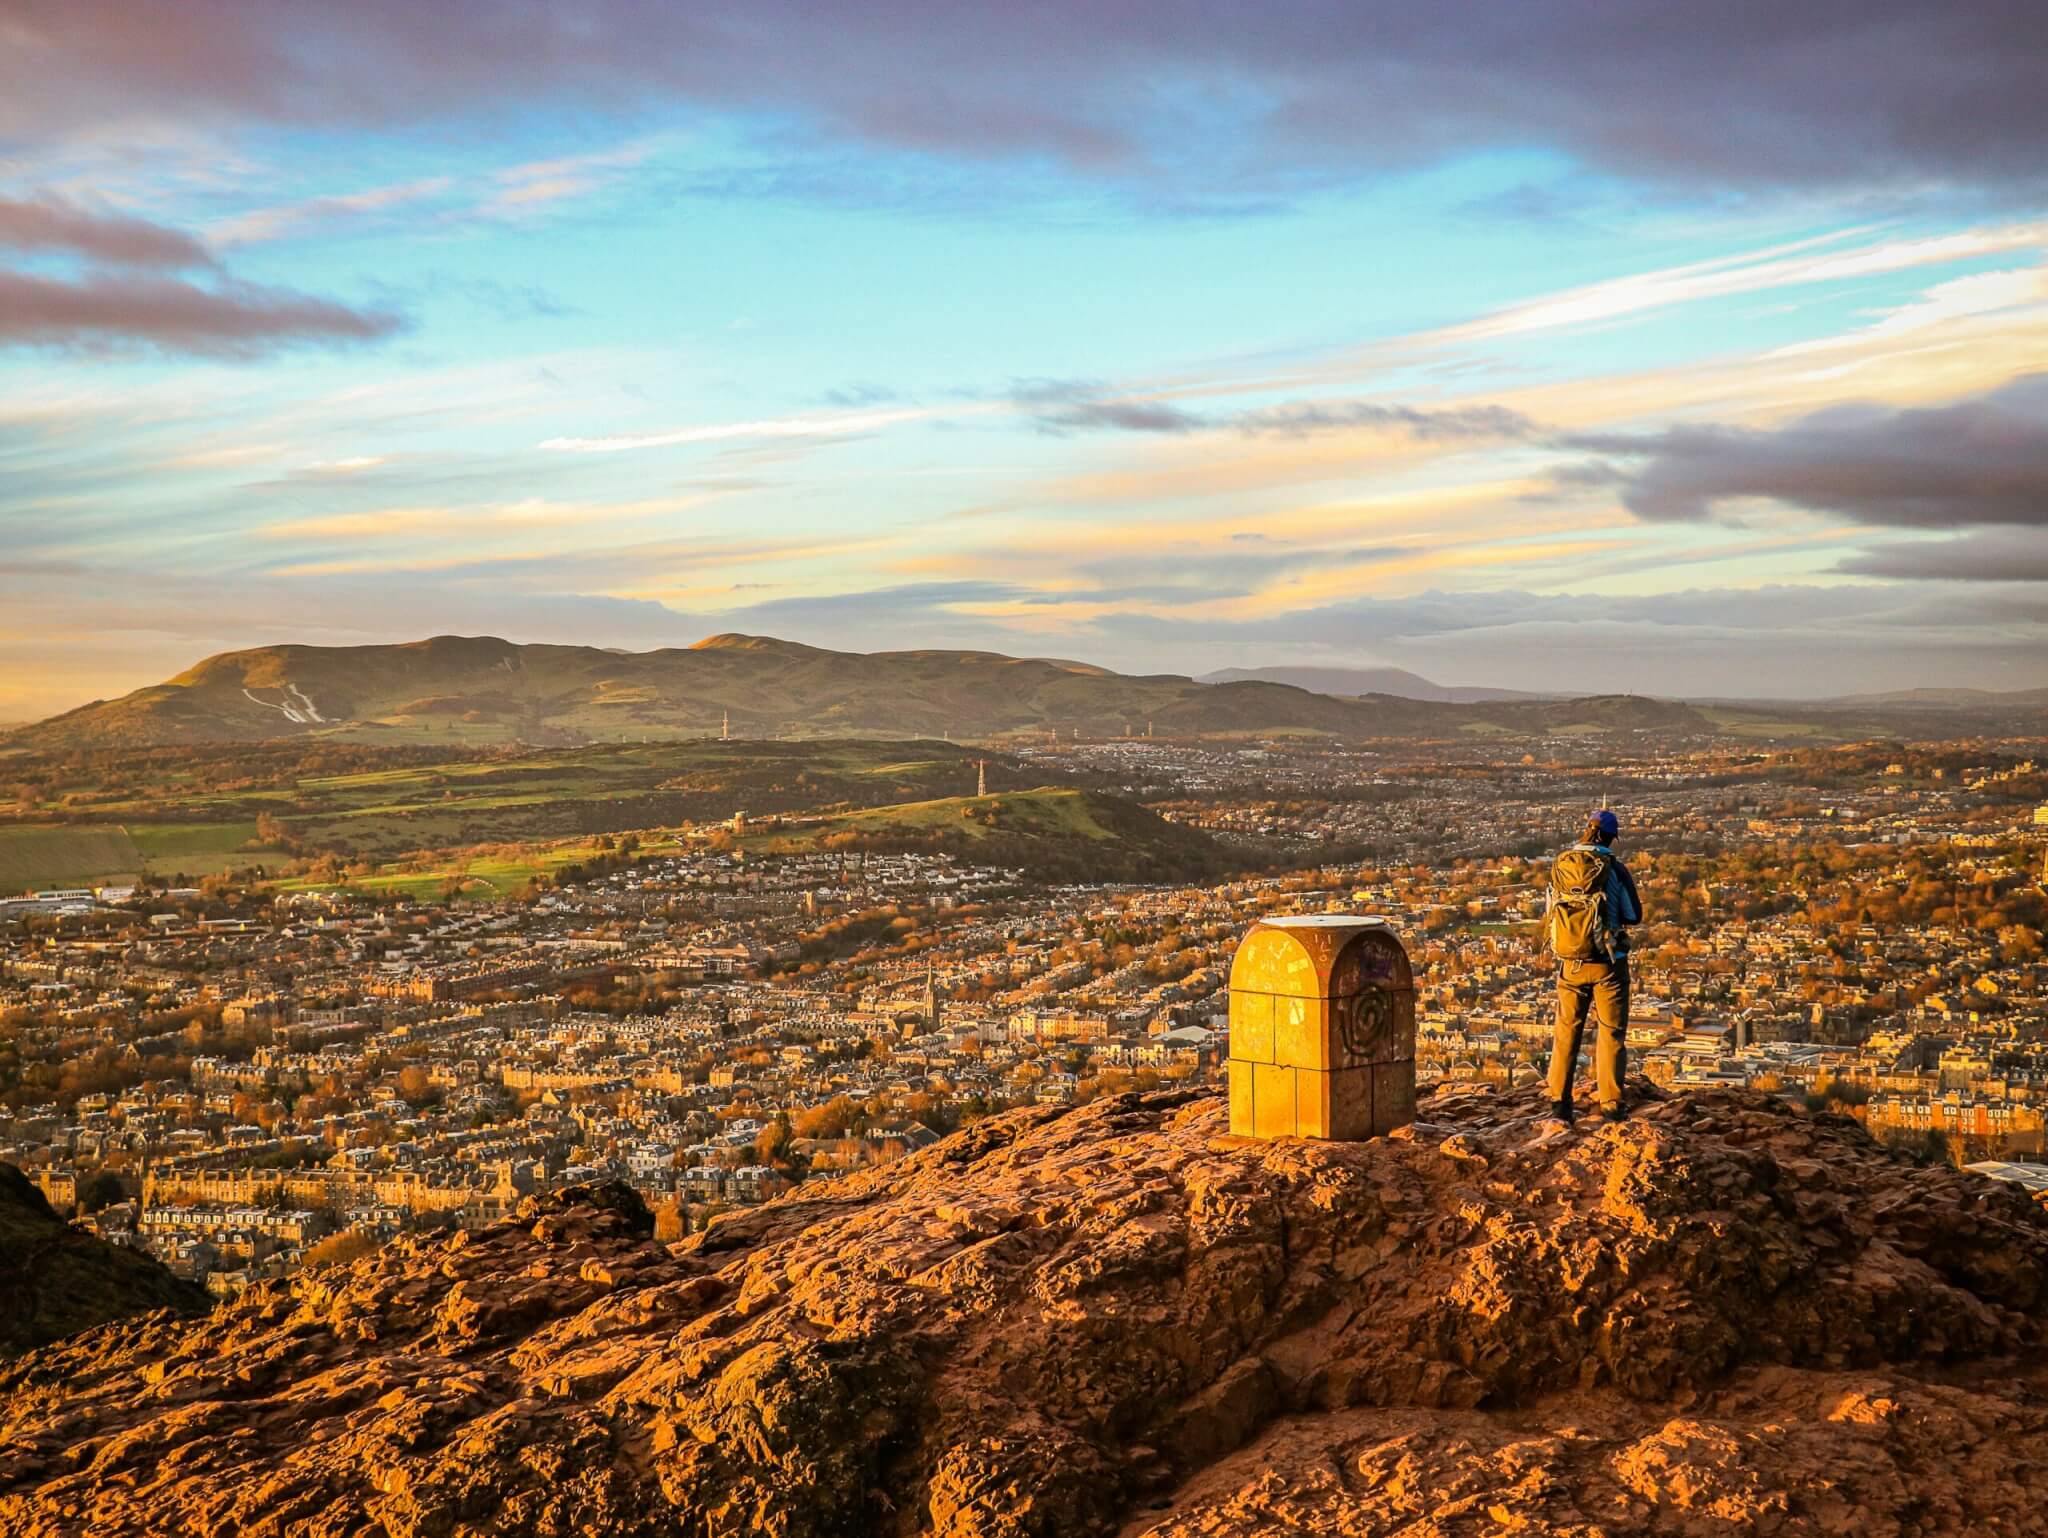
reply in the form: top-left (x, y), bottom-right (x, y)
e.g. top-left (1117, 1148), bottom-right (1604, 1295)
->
top-left (0, 826), bottom-right (142, 892)
top-left (275, 832), bottom-right (685, 901)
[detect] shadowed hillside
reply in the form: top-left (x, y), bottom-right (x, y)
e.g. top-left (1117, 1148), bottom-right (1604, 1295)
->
top-left (0, 1165), bottom-right (208, 1358)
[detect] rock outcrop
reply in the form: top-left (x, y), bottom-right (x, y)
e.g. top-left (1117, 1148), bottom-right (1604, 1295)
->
top-left (4, 1084), bottom-right (2047, 1536)
top-left (0, 1163), bottom-right (208, 1358)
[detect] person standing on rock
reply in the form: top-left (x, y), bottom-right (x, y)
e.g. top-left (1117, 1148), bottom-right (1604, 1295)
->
top-left (1544, 808), bottom-right (1642, 1125)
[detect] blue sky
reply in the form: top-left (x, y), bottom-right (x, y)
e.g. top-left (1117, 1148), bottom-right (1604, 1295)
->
top-left (3, 2), bottom-right (2045, 717)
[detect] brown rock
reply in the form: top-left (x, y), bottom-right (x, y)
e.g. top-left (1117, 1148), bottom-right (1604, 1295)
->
top-left (3, 1085), bottom-right (2045, 1536)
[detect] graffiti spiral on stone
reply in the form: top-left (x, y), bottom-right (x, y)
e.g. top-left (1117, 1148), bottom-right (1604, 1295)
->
top-left (1336, 987), bottom-right (1394, 1062)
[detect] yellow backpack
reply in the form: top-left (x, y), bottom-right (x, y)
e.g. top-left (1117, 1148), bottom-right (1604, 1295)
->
top-left (1547, 847), bottom-right (1613, 961)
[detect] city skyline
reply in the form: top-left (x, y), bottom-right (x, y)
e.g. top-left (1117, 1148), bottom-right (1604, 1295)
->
top-left (5, 2), bottom-right (2048, 719)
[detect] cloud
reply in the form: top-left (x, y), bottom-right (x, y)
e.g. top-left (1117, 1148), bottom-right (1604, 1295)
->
top-left (8, 3), bottom-right (2048, 200)
top-left (540, 405), bottom-right (955, 454)
top-left (1014, 378), bottom-right (1535, 440)
top-left (1569, 374), bottom-right (2048, 529)
top-left (0, 193), bottom-right (214, 267)
top-left (475, 140), bottom-right (663, 218)
top-left (1838, 531), bottom-right (2048, 583)
top-left (0, 268), bottom-right (404, 356)
top-left (209, 176), bottom-right (453, 245)
top-left (820, 382), bottom-right (903, 408)
top-left (1429, 224), bottom-right (2048, 347)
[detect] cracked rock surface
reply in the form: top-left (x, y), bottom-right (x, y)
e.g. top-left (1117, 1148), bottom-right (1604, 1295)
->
top-left (3, 1083), bottom-right (2046, 1536)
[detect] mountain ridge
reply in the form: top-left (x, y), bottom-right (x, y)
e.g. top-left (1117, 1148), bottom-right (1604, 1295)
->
top-left (5, 635), bottom-right (1713, 750)
top-left (1199, 664), bottom-right (1549, 703)
top-left (3, 1083), bottom-right (2044, 1535)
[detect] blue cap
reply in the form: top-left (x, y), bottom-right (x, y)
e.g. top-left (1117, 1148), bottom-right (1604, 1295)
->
top-left (1593, 809), bottom-right (1619, 841)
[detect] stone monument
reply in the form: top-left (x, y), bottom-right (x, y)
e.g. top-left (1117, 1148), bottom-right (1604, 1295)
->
top-left (1227, 915), bottom-right (1415, 1140)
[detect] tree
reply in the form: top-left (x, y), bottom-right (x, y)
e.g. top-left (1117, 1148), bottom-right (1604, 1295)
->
top-left (80, 1171), bottom-right (127, 1213)
top-left (304, 1231), bottom-right (378, 1267)
top-left (755, 1111), bottom-right (797, 1169)
top-left (795, 1095), bottom-right (861, 1140)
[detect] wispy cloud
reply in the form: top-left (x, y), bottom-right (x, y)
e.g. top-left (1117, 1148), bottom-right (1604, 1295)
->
top-left (540, 405), bottom-right (954, 454)
top-left (209, 176), bottom-right (454, 246)
top-left (1427, 223), bottom-right (2048, 346)
top-left (0, 268), bottom-right (403, 356)
top-left (1014, 377), bottom-right (1534, 440)
top-left (475, 138), bottom-right (668, 218)
top-left (0, 193), bottom-right (214, 268)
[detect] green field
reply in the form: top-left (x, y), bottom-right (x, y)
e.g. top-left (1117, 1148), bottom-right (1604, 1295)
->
top-left (0, 739), bottom-right (1014, 895)
top-left (273, 832), bottom-right (684, 900)
top-left (1699, 709), bottom-right (1841, 740)
top-left (0, 826), bottom-right (145, 891)
top-left (0, 821), bottom-right (294, 894)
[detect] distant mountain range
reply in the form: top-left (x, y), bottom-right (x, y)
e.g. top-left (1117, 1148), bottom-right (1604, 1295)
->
top-left (6, 634), bottom-right (1721, 749)
top-left (1198, 664), bottom-right (1547, 703)
top-left (1807, 685), bottom-right (2048, 710)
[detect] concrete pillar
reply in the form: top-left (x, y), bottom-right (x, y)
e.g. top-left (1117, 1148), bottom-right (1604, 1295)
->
top-left (1227, 916), bottom-right (1416, 1140)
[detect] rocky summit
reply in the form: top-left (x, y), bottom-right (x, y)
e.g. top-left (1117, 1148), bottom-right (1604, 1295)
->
top-left (4, 1084), bottom-right (2047, 1537)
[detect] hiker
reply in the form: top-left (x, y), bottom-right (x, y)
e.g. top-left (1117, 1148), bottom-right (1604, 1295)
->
top-left (1544, 809), bottom-right (1642, 1124)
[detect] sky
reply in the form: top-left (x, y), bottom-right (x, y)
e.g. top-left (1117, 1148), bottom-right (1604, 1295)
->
top-left (2, 1), bottom-right (2046, 719)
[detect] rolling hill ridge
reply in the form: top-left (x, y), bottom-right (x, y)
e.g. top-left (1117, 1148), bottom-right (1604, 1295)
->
top-left (1199, 663), bottom-right (1545, 703)
top-left (8, 634), bottom-right (1711, 749)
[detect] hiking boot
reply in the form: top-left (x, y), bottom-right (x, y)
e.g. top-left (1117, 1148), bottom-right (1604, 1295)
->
top-left (1548, 1100), bottom-right (1575, 1124)
top-left (1601, 1104), bottom-right (1628, 1124)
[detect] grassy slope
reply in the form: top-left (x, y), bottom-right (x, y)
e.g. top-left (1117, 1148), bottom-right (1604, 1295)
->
top-left (0, 827), bottom-right (144, 891)
top-left (743, 786), bottom-right (1234, 884)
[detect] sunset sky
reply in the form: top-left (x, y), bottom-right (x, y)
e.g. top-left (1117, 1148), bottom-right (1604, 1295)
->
top-left (3, 2), bottom-right (2045, 718)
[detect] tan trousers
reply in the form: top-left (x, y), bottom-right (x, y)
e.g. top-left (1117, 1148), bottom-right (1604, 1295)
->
top-left (1548, 958), bottom-right (1628, 1111)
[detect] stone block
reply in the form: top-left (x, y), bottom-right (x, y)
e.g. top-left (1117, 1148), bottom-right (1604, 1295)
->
top-left (1229, 990), bottom-right (1274, 1065)
top-left (1373, 1061), bottom-right (1417, 1132)
top-left (1294, 1064), bottom-right (1376, 1140)
top-left (1272, 993), bottom-right (1327, 1069)
top-left (1251, 1062), bottom-right (1297, 1141)
top-left (1227, 1060), bottom-right (1257, 1138)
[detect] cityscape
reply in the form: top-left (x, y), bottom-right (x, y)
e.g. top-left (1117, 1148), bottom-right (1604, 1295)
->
top-left (7, 713), bottom-right (2044, 1295)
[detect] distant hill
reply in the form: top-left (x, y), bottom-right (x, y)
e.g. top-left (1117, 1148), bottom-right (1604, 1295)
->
top-left (1815, 685), bottom-right (2048, 710)
top-left (740, 786), bottom-right (1236, 884)
top-left (1199, 664), bottom-right (1546, 703)
top-left (7, 634), bottom-right (1719, 750)
top-left (0, 1164), bottom-right (208, 1357)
